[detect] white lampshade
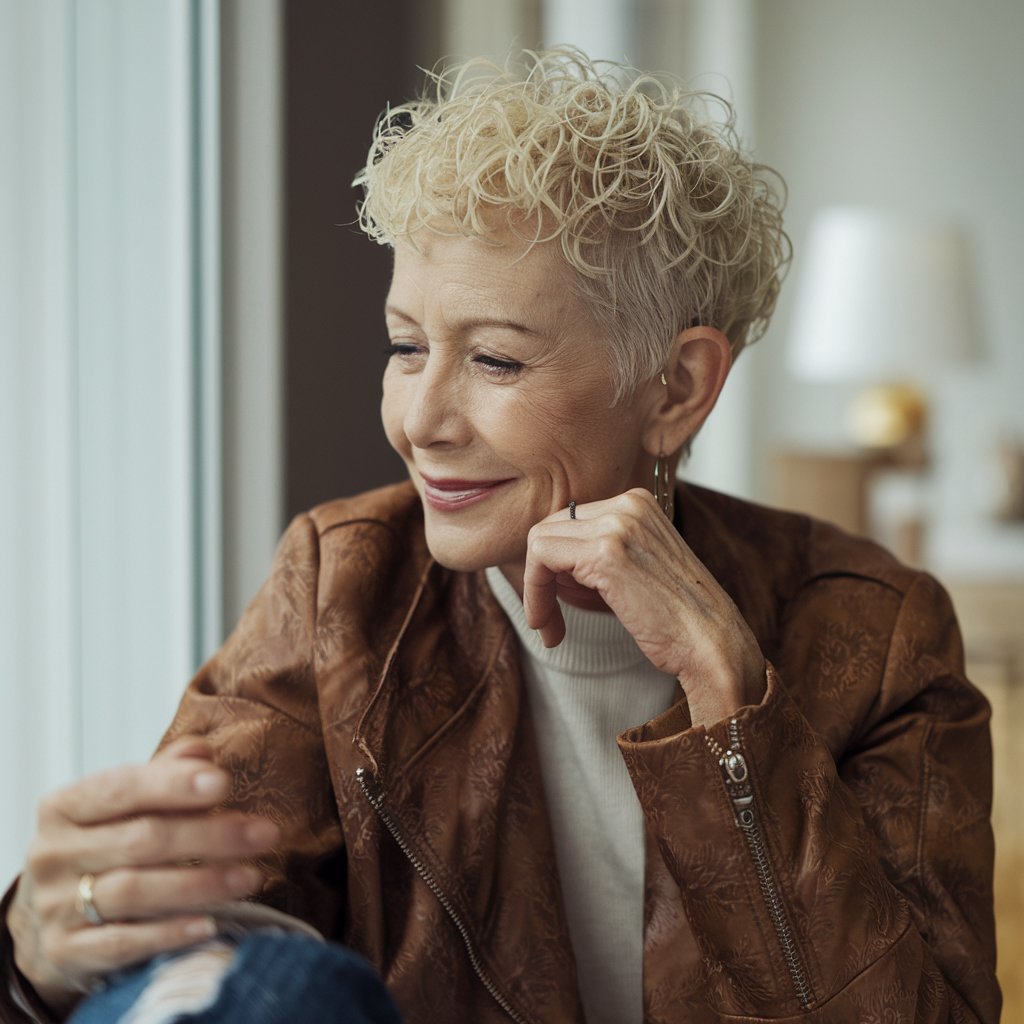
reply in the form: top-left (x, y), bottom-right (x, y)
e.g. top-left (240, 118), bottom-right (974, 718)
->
top-left (787, 208), bottom-right (981, 382)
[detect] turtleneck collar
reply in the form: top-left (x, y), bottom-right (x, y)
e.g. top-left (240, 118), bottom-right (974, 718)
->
top-left (485, 566), bottom-right (657, 677)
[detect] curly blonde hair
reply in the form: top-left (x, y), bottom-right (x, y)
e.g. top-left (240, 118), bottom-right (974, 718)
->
top-left (355, 48), bottom-right (790, 402)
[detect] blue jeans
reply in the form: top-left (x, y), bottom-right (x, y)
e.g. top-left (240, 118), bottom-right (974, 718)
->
top-left (70, 934), bottom-right (404, 1024)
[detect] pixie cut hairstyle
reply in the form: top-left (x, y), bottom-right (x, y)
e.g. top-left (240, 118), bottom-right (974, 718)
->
top-left (356, 48), bottom-right (790, 402)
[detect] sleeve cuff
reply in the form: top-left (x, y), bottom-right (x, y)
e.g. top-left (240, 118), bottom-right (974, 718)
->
top-left (1, 878), bottom-right (59, 1024)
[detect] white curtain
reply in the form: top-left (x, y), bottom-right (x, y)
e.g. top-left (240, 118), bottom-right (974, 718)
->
top-left (0, 0), bottom-right (78, 888)
top-left (0, 0), bottom-right (221, 884)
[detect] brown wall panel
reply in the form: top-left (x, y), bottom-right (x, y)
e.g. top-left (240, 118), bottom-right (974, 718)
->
top-left (283, 1), bottom-right (437, 516)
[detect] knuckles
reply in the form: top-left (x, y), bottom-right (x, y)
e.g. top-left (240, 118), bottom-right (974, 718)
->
top-left (101, 867), bottom-right (143, 910)
top-left (619, 487), bottom-right (657, 518)
top-left (595, 532), bottom-right (628, 563)
top-left (95, 926), bottom-right (139, 965)
top-left (121, 816), bottom-right (169, 864)
top-left (91, 766), bottom-right (139, 812)
top-left (30, 881), bottom-right (66, 922)
top-left (526, 518), bottom-right (552, 549)
top-left (24, 837), bottom-right (63, 882)
top-left (40, 927), bottom-right (72, 972)
top-left (35, 790), bottom-right (62, 827)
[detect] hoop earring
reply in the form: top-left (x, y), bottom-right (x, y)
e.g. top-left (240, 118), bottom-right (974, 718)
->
top-left (653, 451), bottom-right (674, 521)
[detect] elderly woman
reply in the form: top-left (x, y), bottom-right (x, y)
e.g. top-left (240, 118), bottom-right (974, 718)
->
top-left (2, 49), bottom-right (999, 1023)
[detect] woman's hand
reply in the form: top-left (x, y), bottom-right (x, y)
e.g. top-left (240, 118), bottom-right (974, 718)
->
top-left (522, 488), bottom-right (765, 727)
top-left (7, 736), bottom-right (280, 1014)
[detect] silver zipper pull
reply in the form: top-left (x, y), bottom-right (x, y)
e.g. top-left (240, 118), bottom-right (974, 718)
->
top-left (723, 750), bottom-right (748, 784)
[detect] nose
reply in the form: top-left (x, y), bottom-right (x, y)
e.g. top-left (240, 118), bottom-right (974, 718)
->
top-left (402, 354), bottom-right (469, 450)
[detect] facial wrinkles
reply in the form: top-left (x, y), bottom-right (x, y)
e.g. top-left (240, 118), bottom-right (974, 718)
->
top-left (433, 277), bottom-right (540, 338)
top-left (395, 252), bottom-right (593, 373)
top-left (429, 231), bottom-right (584, 332)
top-left (385, 234), bottom-right (644, 498)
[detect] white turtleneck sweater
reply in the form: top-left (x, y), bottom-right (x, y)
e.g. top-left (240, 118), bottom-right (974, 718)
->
top-left (485, 568), bottom-right (680, 1024)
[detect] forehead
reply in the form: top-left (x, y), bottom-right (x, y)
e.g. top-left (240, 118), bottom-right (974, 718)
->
top-left (387, 229), bottom-right (586, 329)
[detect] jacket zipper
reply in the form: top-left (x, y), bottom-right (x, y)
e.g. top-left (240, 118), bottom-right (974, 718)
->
top-left (355, 766), bottom-right (530, 1024)
top-left (705, 720), bottom-right (815, 1010)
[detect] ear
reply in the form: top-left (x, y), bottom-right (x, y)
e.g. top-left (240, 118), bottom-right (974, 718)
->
top-left (641, 325), bottom-right (732, 457)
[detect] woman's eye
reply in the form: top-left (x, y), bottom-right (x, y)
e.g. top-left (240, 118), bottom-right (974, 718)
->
top-left (474, 354), bottom-right (524, 376)
top-left (384, 342), bottom-right (422, 360)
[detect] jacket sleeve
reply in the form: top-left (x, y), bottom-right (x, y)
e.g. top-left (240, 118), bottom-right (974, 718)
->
top-left (618, 571), bottom-right (1000, 1022)
top-left (1, 880), bottom-right (59, 1024)
top-left (159, 512), bottom-right (345, 938)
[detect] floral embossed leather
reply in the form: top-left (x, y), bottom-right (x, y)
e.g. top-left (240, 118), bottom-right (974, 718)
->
top-left (1, 481), bottom-right (999, 1022)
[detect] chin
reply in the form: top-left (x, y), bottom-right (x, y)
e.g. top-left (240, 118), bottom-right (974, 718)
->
top-left (424, 543), bottom-right (497, 574)
top-left (422, 527), bottom-right (522, 575)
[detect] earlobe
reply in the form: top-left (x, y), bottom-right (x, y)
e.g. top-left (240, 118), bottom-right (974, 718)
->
top-left (644, 326), bottom-right (732, 456)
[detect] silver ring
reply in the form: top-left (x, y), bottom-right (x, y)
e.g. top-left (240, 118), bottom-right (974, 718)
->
top-left (569, 500), bottom-right (577, 520)
top-left (75, 872), bottom-right (105, 926)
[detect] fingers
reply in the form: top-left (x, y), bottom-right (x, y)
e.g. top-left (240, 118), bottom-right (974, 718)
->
top-left (23, 824), bottom-right (276, 1006)
top-left (41, 739), bottom-right (230, 828)
top-left (25, 808), bottom-right (279, 908)
top-left (73, 811), bottom-right (280, 875)
top-left (75, 861), bottom-right (264, 925)
top-left (544, 488), bottom-right (659, 529)
top-left (523, 497), bottom-right (625, 647)
top-left (12, 738), bottom-right (277, 1010)
top-left (158, 736), bottom-right (218, 762)
top-left (22, 813), bottom-right (276, 998)
top-left (43, 913), bottom-right (221, 993)
top-left (522, 557), bottom-right (567, 648)
top-left (523, 492), bottom-right (659, 646)
top-left (522, 488), bottom-right (764, 710)
top-left (522, 488), bottom-right (708, 656)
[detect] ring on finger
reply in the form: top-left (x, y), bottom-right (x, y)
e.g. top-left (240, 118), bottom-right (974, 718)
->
top-left (569, 500), bottom-right (577, 520)
top-left (75, 872), bottom-right (105, 926)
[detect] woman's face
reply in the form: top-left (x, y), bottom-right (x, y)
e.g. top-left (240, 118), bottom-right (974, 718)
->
top-left (381, 229), bottom-right (657, 585)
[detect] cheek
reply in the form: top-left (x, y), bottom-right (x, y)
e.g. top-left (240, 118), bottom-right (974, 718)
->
top-left (379, 379), bottom-right (410, 458)
top-left (486, 388), bottom-right (618, 478)
top-left (509, 387), bottom-right (648, 498)
top-left (486, 391), bottom-right (572, 461)
top-left (527, 380), bottom-right (618, 442)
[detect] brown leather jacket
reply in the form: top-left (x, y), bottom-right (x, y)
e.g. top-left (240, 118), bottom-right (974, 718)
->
top-left (1, 481), bottom-right (1000, 1022)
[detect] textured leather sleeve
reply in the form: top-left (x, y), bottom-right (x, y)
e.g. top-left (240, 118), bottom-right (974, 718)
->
top-left (618, 571), bottom-right (1000, 1021)
top-left (0, 880), bottom-right (59, 1024)
top-left (159, 513), bottom-right (346, 939)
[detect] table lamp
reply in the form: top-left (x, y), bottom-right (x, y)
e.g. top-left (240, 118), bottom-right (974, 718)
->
top-left (787, 207), bottom-right (981, 453)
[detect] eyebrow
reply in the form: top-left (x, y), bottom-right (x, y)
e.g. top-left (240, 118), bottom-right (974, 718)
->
top-left (384, 304), bottom-right (540, 337)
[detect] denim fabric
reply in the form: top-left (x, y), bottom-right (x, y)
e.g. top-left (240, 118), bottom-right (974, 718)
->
top-left (70, 934), bottom-right (405, 1024)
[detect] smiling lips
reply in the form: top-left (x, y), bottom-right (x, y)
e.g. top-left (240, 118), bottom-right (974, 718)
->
top-left (420, 475), bottom-right (512, 511)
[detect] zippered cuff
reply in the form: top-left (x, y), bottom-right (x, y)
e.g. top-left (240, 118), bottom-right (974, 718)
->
top-left (619, 663), bottom-right (818, 1015)
top-left (704, 714), bottom-right (815, 1010)
top-left (619, 662), bottom-right (915, 1017)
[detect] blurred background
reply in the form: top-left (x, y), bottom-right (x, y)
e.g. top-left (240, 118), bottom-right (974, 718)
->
top-left (2, 0), bottom-right (1021, 1010)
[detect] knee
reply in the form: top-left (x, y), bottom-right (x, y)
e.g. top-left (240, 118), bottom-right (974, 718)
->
top-left (71, 934), bottom-right (403, 1024)
top-left (222, 934), bottom-right (402, 1023)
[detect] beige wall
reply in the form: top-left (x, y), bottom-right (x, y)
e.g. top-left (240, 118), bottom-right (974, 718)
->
top-left (565, 0), bottom-right (1024, 569)
top-left (748, 0), bottom-right (1024, 572)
